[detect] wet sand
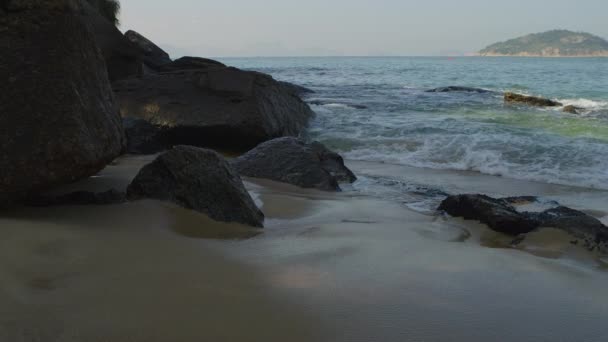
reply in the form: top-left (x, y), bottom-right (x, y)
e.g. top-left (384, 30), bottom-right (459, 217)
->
top-left (2, 156), bottom-right (608, 341)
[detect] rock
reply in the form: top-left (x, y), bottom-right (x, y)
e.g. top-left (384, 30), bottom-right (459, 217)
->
top-left (439, 194), bottom-right (608, 252)
top-left (233, 137), bottom-right (356, 191)
top-left (124, 30), bottom-right (172, 69)
top-left (113, 67), bottom-right (315, 151)
top-left (426, 86), bottom-right (493, 94)
top-left (562, 105), bottom-right (582, 114)
top-left (157, 56), bottom-right (226, 72)
top-left (0, 0), bottom-right (125, 205)
top-left (26, 189), bottom-right (126, 206)
top-left (123, 117), bottom-right (167, 154)
top-left (504, 92), bottom-right (562, 107)
top-left (127, 146), bottom-right (264, 227)
top-left (79, 0), bottom-right (144, 81)
top-left (438, 194), bottom-right (539, 235)
top-left (278, 81), bottom-right (314, 96)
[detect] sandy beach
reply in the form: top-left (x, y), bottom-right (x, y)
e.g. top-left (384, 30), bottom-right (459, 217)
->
top-left (2, 156), bottom-right (608, 341)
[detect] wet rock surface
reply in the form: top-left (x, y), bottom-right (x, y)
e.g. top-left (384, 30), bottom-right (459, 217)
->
top-left (504, 92), bottom-right (562, 107)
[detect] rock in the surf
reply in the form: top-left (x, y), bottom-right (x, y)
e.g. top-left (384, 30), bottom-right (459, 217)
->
top-left (562, 105), bottom-right (582, 114)
top-left (233, 137), bottom-right (356, 191)
top-left (426, 86), bottom-right (494, 94)
top-left (0, 0), bottom-right (125, 205)
top-left (113, 65), bottom-right (315, 151)
top-left (127, 146), bottom-right (264, 227)
top-left (504, 92), bottom-right (562, 107)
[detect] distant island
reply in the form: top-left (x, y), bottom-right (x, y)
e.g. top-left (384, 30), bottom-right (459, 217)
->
top-left (479, 30), bottom-right (608, 57)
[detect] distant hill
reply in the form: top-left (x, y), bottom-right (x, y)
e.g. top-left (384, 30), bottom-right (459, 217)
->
top-left (479, 30), bottom-right (608, 57)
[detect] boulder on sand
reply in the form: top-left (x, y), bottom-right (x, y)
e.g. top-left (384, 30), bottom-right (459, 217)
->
top-left (113, 66), bottom-right (315, 151)
top-left (124, 30), bottom-right (172, 69)
top-left (0, 0), bottom-right (125, 205)
top-left (439, 194), bottom-right (608, 252)
top-left (127, 146), bottom-right (264, 227)
top-left (504, 92), bottom-right (562, 107)
top-left (233, 137), bottom-right (356, 191)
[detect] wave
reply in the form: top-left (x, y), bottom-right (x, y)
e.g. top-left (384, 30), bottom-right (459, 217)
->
top-left (558, 98), bottom-right (608, 111)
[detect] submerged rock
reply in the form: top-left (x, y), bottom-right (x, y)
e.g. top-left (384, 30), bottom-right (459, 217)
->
top-left (562, 105), bottom-right (582, 114)
top-left (0, 0), bottom-right (125, 205)
top-left (233, 137), bottom-right (356, 191)
top-left (504, 92), bottom-right (562, 107)
top-left (113, 66), bottom-right (315, 151)
top-left (127, 146), bottom-right (264, 227)
top-left (124, 30), bottom-right (172, 69)
top-left (26, 190), bottom-right (126, 207)
top-left (426, 86), bottom-right (493, 94)
top-left (439, 194), bottom-right (608, 252)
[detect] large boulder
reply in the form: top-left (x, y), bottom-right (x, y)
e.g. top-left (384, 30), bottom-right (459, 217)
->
top-left (504, 92), bottom-right (562, 107)
top-left (124, 30), bottom-right (172, 69)
top-left (127, 146), bottom-right (264, 227)
top-left (233, 137), bottom-right (356, 191)
top-left (113, 66), bottom-right (315, 151)
top-left (0, 0), bottom-right (125, 205)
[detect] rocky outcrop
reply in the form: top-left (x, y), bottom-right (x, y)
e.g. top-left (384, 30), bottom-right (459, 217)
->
top-left (504, 92), bottom-right (562, 107)
top-left (113, 66), bottom-right (315, 151)
top-left (439, 194), bottom-right (608, 251)
top-left (0, 0), bottom-right (125, 205)
top-left (127, 146), bottom-right (264, 227)
top-left (124, 30), bottom-right (172, 69)
top-left (278, 81), bottom-right (314, 96)
top-left (426, 86), bottom-right (494, 94)
top-left (157, 56), bottom-right (226, 72)
top-left (26, 189), bottom-right (126, 207)
top-left (233, 137), bottom-right (356, 191)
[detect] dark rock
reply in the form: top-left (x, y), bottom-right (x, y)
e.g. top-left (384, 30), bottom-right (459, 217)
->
top-left (426, 86), bottom-right (493, 94)
top-left (504, 92), bottom-right (562, 107)
top-left (562, 105), bottom-right (582, 114)
top-left (233, 137), bottom-right (356, 191)
top-left (438, 194), bottom-right (539, 235)
top-left (538, 206), bottom-right (608, 249)
top-left (124, 30), bottom-right (171, 69)
top-left (157, 56), bottom-right (226, 72)
top-left (0, 0), bottom-right (125, 205)
top-left (113, 67), bottom-right (315, 151)
top-left (26, 189), bottom-right (126, 207)
top-left (79, 0), bottom-right (144, 81)
top-left (123, 117), bottom-right (167, 154)
top-left (278, 81), bottom-right (314, 96)
top-left (127, 146), bottom-right (264, 227)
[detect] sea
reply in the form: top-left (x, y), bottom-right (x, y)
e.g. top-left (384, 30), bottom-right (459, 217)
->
top-left (222, 56), bottom-right (608, 192)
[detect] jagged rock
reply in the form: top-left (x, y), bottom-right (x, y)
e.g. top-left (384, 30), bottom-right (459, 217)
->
top-left (426, 86), bottom-right (493, 93)
top-left (113, 66), bottom-right (315, 151)
top-left (124, 30), bottom-right (172, 69)
top-left (127, 146), bottom-right (264, 227)
top-left (0, 0), bottom-right (125, 205)
top-left (157, 56), bottom-right (226, 72)
top-left (26, 189), bottom-right (126, 206)
top-left (233, 137), bottom-right (356, 191)
top-left (504, 92), bottom-right (562, 107)
top-left (438, 194), bottom-right (539, 235)
top-left (562, 105), bottom-right (582, 114)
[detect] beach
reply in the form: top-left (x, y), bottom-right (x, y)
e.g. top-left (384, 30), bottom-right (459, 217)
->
top-left (2, 156), bottom-right (608, 342)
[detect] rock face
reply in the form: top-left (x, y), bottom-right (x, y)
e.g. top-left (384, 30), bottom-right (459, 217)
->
top-left (426, 86), bottom-right (494, 94)
top-left (124, 30), bottom-right (172, 69)
top-left (439, 194), bottom-right (608, 251)
top-left (233, 137), bottom-right (356, 191)
top-left (0, 0), bottom-right (125, 205)
top-left (122, 117), bottom-right (167, 154)
top-left (127, 146), bottom-right (264, 227)
top-left (114, 66), bottom-right (315, 151)
top-left (504, 92), bottom-right (562, 107)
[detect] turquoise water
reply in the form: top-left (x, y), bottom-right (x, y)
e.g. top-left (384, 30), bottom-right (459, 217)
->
top-left (222, 57), bottom-right (608, 189)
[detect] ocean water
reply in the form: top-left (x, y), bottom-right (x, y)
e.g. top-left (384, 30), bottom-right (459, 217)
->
top-left (222, 57), bottom-right (608, 191)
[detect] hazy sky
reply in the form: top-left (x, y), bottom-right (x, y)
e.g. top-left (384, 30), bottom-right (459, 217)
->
top-left (120, 0), bottom-right (608, 57)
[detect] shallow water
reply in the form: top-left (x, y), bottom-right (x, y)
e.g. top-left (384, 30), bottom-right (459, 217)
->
top-left (2, 157), bottom-right (608, 341)
top-left (223, 56), bottom-right (608, 190)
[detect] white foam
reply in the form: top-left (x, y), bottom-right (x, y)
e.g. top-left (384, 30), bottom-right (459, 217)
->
top-left (559, 98), bottom-right (608, 111)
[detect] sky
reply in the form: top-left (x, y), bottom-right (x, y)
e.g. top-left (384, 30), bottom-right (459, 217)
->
top-left (120, 0), bottom-right (608, 57)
